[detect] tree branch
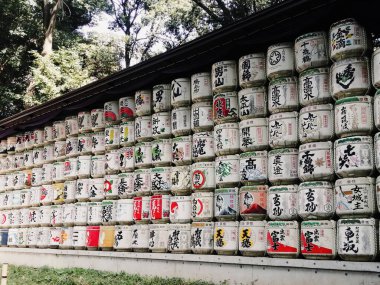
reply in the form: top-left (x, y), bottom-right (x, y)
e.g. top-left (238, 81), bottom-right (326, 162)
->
top-left (191, 0), bottom-right (223, 25)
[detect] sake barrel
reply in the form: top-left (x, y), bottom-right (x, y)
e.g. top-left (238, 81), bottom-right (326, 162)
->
top-left (152, 84), bottom-right (171, 112)
top-left (91, 131), bottom-right (105, 154)
top-left (151, 139), bottom-right (172, 166)
top-left (52, 182), bottom-right (65, 205)
top-left (238, 220), bottom-right (266, 256)
top-left (119, 121), bottom-right (135, 147)
top-left (266, 42), bottom-right (295, 80)
top-left (77, 178), bottom-right (91, 201)
top-left (214, 221), bottom-right (239, 255)
top-left (215, 155), bottom-right (240, 187)
top-left (119, 146), bottom-right (135, 171)
top-left (167, 223), bottom-right (191, 253)
top-left (52, 120), bottom-right (66, 141)
top-left (77, 155), bottom-right (91, 178)
top-left (15, 133), bottom-right (25, 153)
top-left (211, 60), bottom-right (238, 93)
top-left (104, 125), bottom-right (120, 150)
top-left (42, 143), bottom-right (54, 163)
top-left (65, 136), bottom-right (78, 157)
top-left (372, 48), bottom-right (380, 89)
top-left (117, 172), bottom-right (134, 199)
top-left (268, 77), bottom-right (298, 114)
top-left (50, 205), bottom-right (63, 226)
top-left (86, 225), bottom-right (100, 250)
top-left (151, 167), bottom-right (171, 194)
top-left (240, 151), bottom-right (268, 185)
top-left (239, 186), bottom-right (267, 220)
top-left (268, 111), bottom-right (298, 149)
top-left (214, 188), bottom-right (239, 221)
top-left (171, 78), bottom-right (191, 108)
top-left (213, 92), bottom-right (239, 124)
top-left (7, 136), bottom-right (16, 153)
top-left (191, 162), bottom-right (215, 191)
top-left (65, 115), bottom-right (79, 137)
top-left (238, 87), bottom-right (268, 120)
top-left (134, 142), bottom-right (152, 169)
top-left (239, 118), bottom-right (269, 152)
top-left (54, 140), bottom-right (67, 160)
top-left (99, 225), bottom-right (115, 250)
top-left (72, 226), bottom-right (87, 249)
top-left (60, 227), bottom-right (74, 249)
top-left (62, 203), bottom-right (75, 226)
top-left (87, 202), bottom-right (102, 225)
top-left (268, 185), bottom-right (298, 221)
top-left (135, 115), bottom-right (153, 142)
top-left (133, 196), bottom-right (150, 224)
top-left (63, 180), bottom-right (76, 203)
top-left (190, 222), bottom-right (214, 254)
top-left (131, 224), bottom-right (150, 252)
top-left (191, 192), bottom-right (214, 222)
top-left (135, 90), bottom-right (152, 116)
top-left (171, 107), bottom-right (191, 137)
top-left (104, 174), bottom-right (119, 200)
top-left (90, 155), bottom-right (106, 178)
top-left (172, 136), bottom-right (192, 165)
top-left (49, 227), bottom-right (62, 248)
top-left (268, 148), bottom-right (299, 185)
top-left (115, 199), bottom-right (134, 225)
top-left (77, 133), bottom-right (92, 155)
top-left (149, 224), bottom-right (169, 252)
top-left (299, 68), bottom-right (331, 107)
top-left (31, 167), bottom-right (43, 186)
top-left (113, 225), bottom-right (133, 251)
top-left (239, 53), bottom-right (266, 88)
top-left (36, 227), bottom-right (50, 248)
top-left (74, 202), bottom-right (88, 226)
top-left (191, 101), bottom-right (213, 132)
top-left (40, 184), bottom-right (54, 205)
top-left (191, 73), bottom-right (212, 102)
top-left (133, 169), bottom-right (151, 196)
top-left (26, 227), bottom-right (38, 247)
top-left (78, 111), bottom-right (92, 133)
top-left (266, 221), bottom-right (300, 258)
top-left (104, 101), bottom-right (120, 126)
top-left (192, 132), bottom-right (215, 162)
top-left (214, 123), bottom-right (240, 156)
top-left (101, 200), bottom-right (117, 225)
top-left (119, 97), bottom-right (136, 121)
top-left (88, 178), bottom-right (104, 201)
top-left (152, 112), bottom-right (171, 139)
top-left (64, 157), bottom-right (78, 180)
top-left (170, 195), bottom-right (192, 223)
top-left (34, 129), bottom-right (45, 147)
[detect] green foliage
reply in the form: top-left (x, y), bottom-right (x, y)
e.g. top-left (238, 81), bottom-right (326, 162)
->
top-left (7, 265), bottom-right (217, 285)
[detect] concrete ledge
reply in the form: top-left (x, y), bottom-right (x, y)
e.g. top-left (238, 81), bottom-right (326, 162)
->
top-left (1, 248), bottom-right (380, 284)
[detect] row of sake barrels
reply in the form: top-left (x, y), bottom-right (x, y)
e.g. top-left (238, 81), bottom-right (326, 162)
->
top-left (1, 218), bottom-right (378, 261)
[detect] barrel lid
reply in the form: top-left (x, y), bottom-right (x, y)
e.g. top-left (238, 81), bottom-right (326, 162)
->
top-left (301, 220), bottom-right (335, 227)
top-left (295, 31), bottom-right (326, 42)
top-left (240, 151), bottom-right (267, 158)
top-left (191, 72), bottom-right (211, 77)
top-left (172, 106), bottom-right (191, 112)
top-left (269, 76), bottom-right (297, 85)
top-left (335, 176), bottom-right (374, 186)
top-left (267, 42), bottom-right (293, 50)
top-left (215, 187), bottom-right (239, 194)
top-left (152, 138), bottom-right (172, 143)
top-left (240, 185), bottom-right (268, 191)
top-left (172, 135), bottom-right (192, 142)
top-left (269, 184), bottom-right (298, 192)
top-left (191, 221), bottom-right (214, 227)
top-left (134, 168), bottom-right (151, 173)
top-left (269, 111), bottom-right (298, 120)
top-left (153, 83), bottom-right (171, 89)
top-left (335, 136), bottom-right (372, 145)
top-left (65, 116), bottom-right (78, 120)
top-left (169, 223), bottom-right (191, 230)
top-left (267, 220), bottom-right (298, 227)
top-left (135, 141), bottom-right (152, 147)
top-left (193, 131), bottom-right (213, 138)
top-left (331, 56), bottom-right (369, 67)
top-left (335, 95), bottom-right (372, 105)
top-left (239, 220), bottom-right (266, 227)
top-left (338, 218), bottom-right (376, 226)
top-left (299, 181), bottom-right (332, 189)
top-left (212, 60), bottom-right (236, 66)
top-left (269, 148), bottom-right (298, 155)
top-left (215, 221), bottom-right (239, 227)
top-left (239, 53), bottom-right (265, 60)
top-left (238, 86), bottom-right (266, 95)
top-left (299, 103), bottom-right (333, 114)
top-left (149, 224), bottom-right (170, 230)
top-left (299, 67), bottom-right (329, 77)
top-left (192, 161), bottom-right (215, 167)
top-left (330, 18), bottom-right (360, 28)
top-left (299, 141), bottom-right (332, 151)
top-left (214, 91), bottom-right (238, 98)
top-left (151, 167), bottom-right (171, 173)
top-left (239, 118), bottom-right (268, 128)
top-left (118, 172), bottom-right (134, 178)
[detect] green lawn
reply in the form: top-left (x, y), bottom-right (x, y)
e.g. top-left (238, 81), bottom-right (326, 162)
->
top-left (5, 265), bottom-right (219, 285)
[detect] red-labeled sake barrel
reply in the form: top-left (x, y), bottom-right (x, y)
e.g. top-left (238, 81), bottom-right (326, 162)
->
top-left (191, 73), bottom-right (212, 103)
top-left (266, 43), bottom-right (295, 80)
top-left (239, 186), bottom-right (267, 220)
top-left (212, 60), bottom-right (238, 93)
top-left (238, 220), bottom-right (266, 256)
top-left (86, 225), bottom-right (100, 250)
top-left (133, 196), bottom-right (150, 224)
top-left (329, 18), bottom-right (368, 61)
top-left (268, 77), bottom-right (298, 114)
top-left (213, 92), bottom-right (239, 124)
top-left (40, 184), bottom-right (54, 205)
top-left (131, 224), bottom-right (150, 252)
top-left (99, 225), bottom-right (115, 250)
top-left (335, 177), bottom-right (376, 218)
top-left (49, 227), bottom-right (62, 248)
top-left (152, 112), bottom-right (171, 139)
top-left (104, 174), bottom-right (120, 199)
top-left (295, 31), bottom-right (329, 73)
top-left (301, 220), bottom-right (337, 260)
top-left (149, 224), bottom-right (169, 252)
top-left (64, 157), bottom-right (78, 180)
top-left (299, 104), bottom-right (334, 143)
top-left (214, 221), bottom-right (239, 255)
top-left (151, 139), bottom-right (172, 167)
top-left (168, 223), bottom-right (191, 253)
top-left (150, 194), bottom-right (170, 223)
top-left (191, 192), bottom-right (213, 222)
top-left (268, 148), bottom-right (299, 185)
top-left (104, 101), bottom-right (120, 126)
top-left (239, 53), bottom-right (266, 88)
top-left (170, 195), bottom-right (192, 223)
top-left (135, 116), bottom-right (152, 142)
top-left (337, 218), bottom-right (377, 261)
top-left (299, 68), bottom-right (331, 107)
top-left (171, 78), bottom-right (191, 108)
top-left (214, 188), bottom-right (238, 221)
top-left (335, 96), bottom-right (373, 138)
top-left (78, 111), bottom-right (92, 133)
top-left (298, 141), bottom-right (334, 182)
top-left (119, 146), bottom-right (135, 171)
top-left (268, 112), bottom-right (298, 149)
top-left (151, 167), bottom-right (171, 194)
top-left (191, 162), bottom-right (215, 192)
top-left (240, 151), bottom-right (268, 185)
top-left (119, 97), bottom-right (135, 121)
top-left (334, 136), bottom-right (374, 178)
top-left (153, 84), bottom-right (171, 112)
top-left (191, 101), bottom-right (213, 132)
top-left (298, 181), bottom-right (334, 220)
top-left (330, 57), bottom-right (371, 100)
top-left (238, 87), bottom-right (268, 121)
top-left (135, 90), bottom-right (152, 116)
top-left (113, 225), bottom-right (133, 251)
top-left (266, 221), bottom-right (300, 258)
top-left (91, 109), bottom-right (105, 131)
top-left (190, 222), bottom-right (214, 254)
top-left (268, 185), bottom-right (298, 221)
top-left (239, 118), bottom-right (268, 152)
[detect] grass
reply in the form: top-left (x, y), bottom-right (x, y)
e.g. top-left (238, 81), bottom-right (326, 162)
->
top-left (5, 265), bottom-right (219, 285)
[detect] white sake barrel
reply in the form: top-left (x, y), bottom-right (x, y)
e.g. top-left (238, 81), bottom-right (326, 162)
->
top-left (87, 202), bottom-right (102, 225)
top-left (134, 142), bottom-right (152, 169)
top-left (113, 225), bottom-right (133, 251)
top-left (74, 202), bottom-right (88, 226)
top-left (52, 120), bottom-right (66, 141)
top-left (239, 186), bottom-right (268, 220)
top-left (7, 154), bottom-right (16, 171)
top-left (214, 122), bottom-right (239, 156)
top-left (42, 143), bottom-right (54, 163)
top-left (105, 150), bottom-right (120, 174)
top-left (215, 154), bottom-right (240, 187)
top-left (15, 133), bottom-right (25, 153)
top-left (119, 121), bottom-right (135, 147)
top-left (63, 180), bottom-right (76, 203)
top-left (212, 60), bottom-right (238, 93)
top-left (14, 171), bottom-right (26, 190)
top-left (53, 160), bottom-right (66, 183)
top-left (59, 227), bottom-right (73, 249)
top-left (214, 221), bottom-right (239, 255)
top-left (266, 221), bottom-right (300, 258)
top-left (52, 182), bottom-right (65, 204)
top-left (298, 181), bottom-right (334, 220)
top-left (77, 133), bottom-right (92, 155)
top-left (151, 167), bottom-right (171, 194)
top-left (14, 153), bottom-right (25, 170)
top-left (131, 224), bottom-right (150, 252)
top-left (18, 228), bottom-right (27, 246)
top-left (40, 184), bottom-right (54, 205)
top-left (135, 90), bottom-right (152, 116)
top-left (213, 92), bottom-right (239, 124)
top-left (329, 18), bottom-right (368, 61)
top-left (171, 78), bottom-right (191, 108)
top-left (24, 132), bottom-right (35, 150)
top-left (149, 224), bottom-right (169, 252)
top-left (374, 90), bottom-right (380, 130)
top-left (64, 157), bottom-right (78, 180)
top-left (65, 137), bottom-right (78, 158)
top-left (191, 101), bottom-right (213, 132)
top-left (190, 221), bottom-right (214, 254)
top-left (117, 172), bottom-right (134, 199)
top-left (191, 162), bottom-right (215, 191)
top-left (34, 129), bottom-right (45, 147)
top-left (90, 155), bottom-right (106, 178)
top-left (26, 227), bottom-right (38, 247)
top-left (101, 200), bottom-right (117, 225)
top-left (152, 112), bottom-right (171, 139)
top-left (62, 203), bottom-right (75, 226)
top-left (301, 220), bottom-right (337, 260)
top-left (133, 169), bottom-right (151, 196)
top-left (299, 68), bottom-right (331, 106)
top-left (295, 31), bottom-right (329, 73)
top-left (374, 133), bottom-right (380, 172)
top-left (49, 227), bottom-right (62, 248)
top-left (192, 132), bottom-right (214, 162)
top-left (172, 136), bottom-right (192, 165)
top-left (214, 188), bottom-right (239, 221)
top-left (29, 186), bottom-right (41, 207)
top-left (268, 185), bottom-right (298, 220)
top-left (135, 115), bottom-right (152, 142)
top-left (104, 125), bottom-right (120, 150)
top-left (268, 148), bottom-right (299, 185)
top-left (151, 139), bottom-right (172, 167)
top-left (36, 227), bottom-right (50, 248)
top-left (150, 194), bottom-right (170, 223)
top-left (50, 205), bottom-right (63, 226)
top-left (170, 166), bottom-right (191, 195)
top-left (65, 115), bottom-right (79, 137)
top-left (239, 53), bottom-right (266, 88)
top-left (335, 96), bottom-right (373, 138)
top-left (116, 199), bottom-right (134, 225)
top-left (78, 111), bottom-right (92, 133)
top-left (170, 195), bottom-right (192, 223)
top-left (266, 42), bottom-right (295, 80)
top-left (133, 196), bottom-right (150, 224)
top-left (334, 136), bottom-right (374, 178)
top-left (238, 87), bottom-right (268, 121)
top-left (72, 226), bottom-right (87, 249)
top-left (191, 73), bottom-right (212, 102)
top-left (91, 131), bottom-right (105, 154)
top-left (119, 97), bottom-right (135, 122)
top-left (119, 146), bottom-right (135, 171)
top-left (337, 218), bottom-right (377, 261)
top-left (372, 48), bottom-right (380, 89)
top-left (239, 118), bottom-right (268, 152)
top-left (152, 84), bottom-right (171, 112)
top-left (104, 174), bottom-right (119, 200)
top-left (20, 190), bottom-right (31, 208)
top-left (299, 104), bottom-right (334, 143)
top-left (54, 140), bottom-right (66, 161)
top-left (7, 228), bottom-right (18, 247)
top-left (23, 150), bottom-right (33, 169)
top-left (268, 111), bottom-right (298, 149)
top-left (171, 107), bottom-right (191, 137)
top-left (88, 178), bottom-right (104, 201)
top-left (238, 220), bottom-right (266, 256)
top-left (298, 141), bottom-right (334, 182)
top-left (6, 137), bottom-right (16, 154)
top-left (104, 101), bottom-right (120, 126)
top-left (0, 210), bottom-right (10, 228)
top-left (330, 57), bottom-right (371, 100)
top-left (240, 151), bottom-right (268, 185)
top-left (19, 208), bottom-right (30, 227)
top-left (76, 155), bottom-right (91, 178)
top-left (167, 223), bottom-right (191, 253)
top-left (191, 192), bottom-right (214, 222)
top-left (268, 77), bottom-right (298, 114)
top-left (335, 177), bottom-right (376, 218)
